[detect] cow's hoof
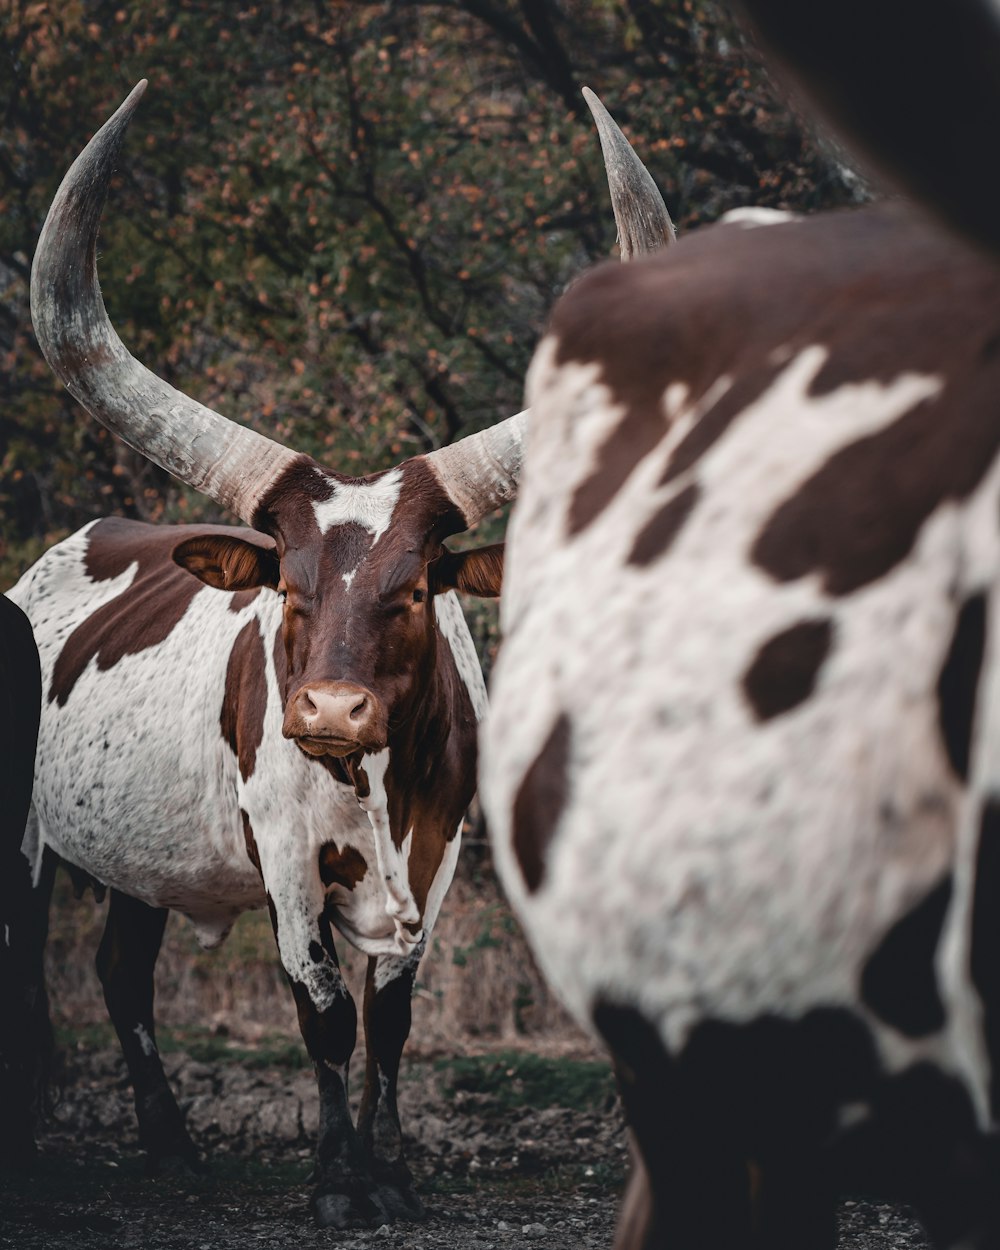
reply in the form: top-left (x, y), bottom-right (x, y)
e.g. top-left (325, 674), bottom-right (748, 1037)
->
top-left (375, 1180), bottom-right (427, 1222)
top-left (0, 1075), bottom-right (39, 1170)
top-left (311, 1185), bottom-right (387, 1230)
top-left (143, 1136), bottom-right (204, 1177)
top-left (139, 1092), bottom-right (202, 1176)
top-left (0, 1130), bottom-right (37, 1172)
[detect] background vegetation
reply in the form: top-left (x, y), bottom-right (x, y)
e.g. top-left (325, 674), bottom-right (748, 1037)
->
top-left (2, 0), bottom-right (868, 1046)
top-left (1, 0), bottom-right (864, 586)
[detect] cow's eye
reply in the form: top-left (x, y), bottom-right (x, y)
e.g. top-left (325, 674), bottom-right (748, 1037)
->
top-left (412, 587), bottom-right (426, 604)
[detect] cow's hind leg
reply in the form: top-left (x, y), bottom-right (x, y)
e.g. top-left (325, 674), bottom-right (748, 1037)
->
top-left (0, 840), bottom-right (54, 1168)
top-left (95, 889), bottom-right (198, 1170)
top-left (0, 599), bottom-right (44, 1166)
top-left (357, 948), bottom-right (425, 1220)
top-left (595, 1001), bottom-right (762, 1250)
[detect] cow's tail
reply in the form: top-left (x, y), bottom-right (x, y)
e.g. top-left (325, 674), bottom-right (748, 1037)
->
top-left (0, 597), bottom-right (51, 1167)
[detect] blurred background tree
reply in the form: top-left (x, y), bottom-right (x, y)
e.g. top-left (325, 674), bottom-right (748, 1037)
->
top-left (0, 0), bottom-right (866, 655)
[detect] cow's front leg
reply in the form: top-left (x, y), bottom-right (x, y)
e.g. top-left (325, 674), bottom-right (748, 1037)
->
top-left (260, 860), bottom-right (385, 1228)
top-left (95, 888), bottom-right (199, 1170)
top-left (289, 924), bottom-right (374, 1228)
top-left (357, 947), bottom-right (426, 1220)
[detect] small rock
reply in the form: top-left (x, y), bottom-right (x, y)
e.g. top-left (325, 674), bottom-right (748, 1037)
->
top-left (376, 1225), bottom-right (391, 1238)
top-left (522, 1224), bottom-right (548, 1238)
top-left (496, 1220), bottom-right (510, 1230)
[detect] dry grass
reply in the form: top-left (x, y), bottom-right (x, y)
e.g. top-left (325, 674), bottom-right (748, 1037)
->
top-left (44, 859), bottom-right (596, 1060)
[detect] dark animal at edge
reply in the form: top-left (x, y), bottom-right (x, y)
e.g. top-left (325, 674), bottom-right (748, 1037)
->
top-left (0, 597), bottom-right (42, 1168)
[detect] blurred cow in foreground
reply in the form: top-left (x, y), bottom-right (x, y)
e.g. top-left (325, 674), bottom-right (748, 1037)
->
top-left (482, 2), bottom-right (1000, 1246)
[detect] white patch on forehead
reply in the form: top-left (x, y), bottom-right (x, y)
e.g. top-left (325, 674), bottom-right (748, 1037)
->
top-left (722, 207), bottom-right (800, 228)
top-left (312, 468), bottom-right (403, 544)
top-left (342, 565), bottom-right (359, 590)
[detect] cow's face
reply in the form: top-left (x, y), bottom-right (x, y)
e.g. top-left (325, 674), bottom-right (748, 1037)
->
top-left (173, 458), bottom-right (502, 759)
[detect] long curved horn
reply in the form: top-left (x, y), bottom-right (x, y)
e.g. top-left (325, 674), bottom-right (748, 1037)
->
top-left (583, 86), bottom-right (676, 259)
top-left (425, 90), bottom-right (674, 525)
top-left (424, 408), bottom-right (527, 529)
top-left (30, 81), bottom-right (299, 527)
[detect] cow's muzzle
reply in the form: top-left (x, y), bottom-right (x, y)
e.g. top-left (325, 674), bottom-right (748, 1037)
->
top-left (283, 681), bottom-right (387, 756)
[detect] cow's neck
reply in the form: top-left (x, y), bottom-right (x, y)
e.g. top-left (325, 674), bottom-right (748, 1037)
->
top-left (358, 650), bottom-right (457, 835)
top-left (353, 748), bottom-right (423, 950)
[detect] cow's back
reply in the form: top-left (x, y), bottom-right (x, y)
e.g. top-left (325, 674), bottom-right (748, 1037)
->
top-left (484, 201), bottom-right (1000, 1090)
top-left (9, 519), bottom-right (281, 937)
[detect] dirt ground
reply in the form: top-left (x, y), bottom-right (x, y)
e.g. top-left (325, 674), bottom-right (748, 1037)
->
top-left (0, 1037), bottom-right (933, 1250)
top-left (0, 867), bottom-right (938, 1248)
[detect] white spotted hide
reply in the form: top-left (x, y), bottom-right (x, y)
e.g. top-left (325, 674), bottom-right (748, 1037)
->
top-left (482, 316), bottom-right (1000, 1124)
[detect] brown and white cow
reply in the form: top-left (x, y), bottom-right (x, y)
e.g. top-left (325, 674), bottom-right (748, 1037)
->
top-left (6, 80), bottom-right (670, 1227)
top-left (6, 80), bottom-right (526, 1229)
top-left (482, 4), bottom-right (1000, 1248)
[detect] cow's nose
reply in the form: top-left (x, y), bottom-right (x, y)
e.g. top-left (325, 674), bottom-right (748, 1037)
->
top-left (302, 686), bottom-right (369, 726)
top-left (282, 680), bottom-right (385, 751)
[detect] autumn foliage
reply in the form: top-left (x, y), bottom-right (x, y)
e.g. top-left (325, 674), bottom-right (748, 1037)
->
top-left (0, 0), bottom-right (862, 594)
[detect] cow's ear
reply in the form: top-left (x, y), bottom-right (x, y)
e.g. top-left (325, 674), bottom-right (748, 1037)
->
top-left (172, 534), bottom-right (280, 591)
top-left (430, 543), bottom-right (504, 598)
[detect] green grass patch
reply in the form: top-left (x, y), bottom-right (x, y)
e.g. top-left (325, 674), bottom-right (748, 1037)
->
top-left (54, 1022), bottom-right (309, 1070)
top-left (53, 1020), bottom-right (118, 1051)
top-left (450, 902), bottom-right (517, 968)
top-left (434, 1050), bottom-right (616, 1113)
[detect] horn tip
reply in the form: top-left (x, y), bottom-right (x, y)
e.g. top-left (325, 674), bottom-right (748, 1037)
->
top-left (103, 80), bottom-right (148, 135)
top-left (121, 79), bottom-right (148, 117)
top-left (582, 86), bottom-right (607, 121)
